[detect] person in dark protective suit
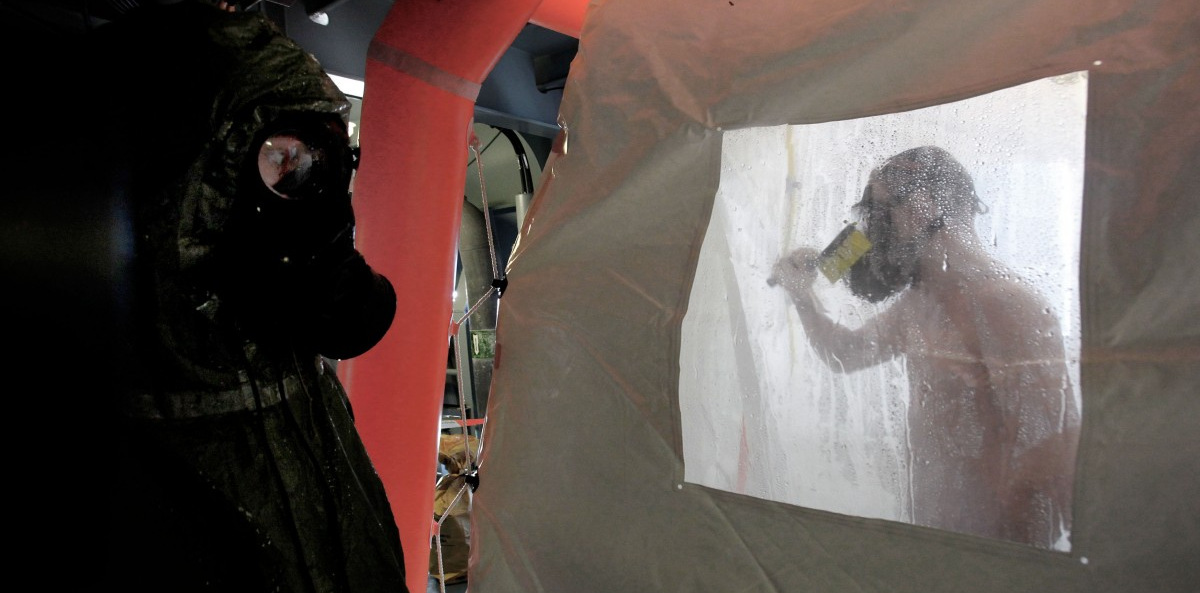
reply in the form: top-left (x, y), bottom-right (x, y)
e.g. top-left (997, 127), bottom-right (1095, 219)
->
top-left (100, 3), bottom-right (409, 591)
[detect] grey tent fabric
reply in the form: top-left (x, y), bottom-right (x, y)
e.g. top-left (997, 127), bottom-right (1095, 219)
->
top-left (472, 0), bottom-right (1199, 591)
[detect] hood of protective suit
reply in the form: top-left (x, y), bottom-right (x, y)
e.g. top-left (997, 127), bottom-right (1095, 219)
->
top-left (98, 4), bottom-right (394, 395)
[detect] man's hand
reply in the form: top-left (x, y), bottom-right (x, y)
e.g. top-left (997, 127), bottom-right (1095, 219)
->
top-left (770, 247), bottom-right (820, 299)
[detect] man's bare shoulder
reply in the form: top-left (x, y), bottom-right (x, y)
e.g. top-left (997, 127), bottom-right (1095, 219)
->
top-left (970, 271), bottom-right (1065, 358)
top-left (973, 272), bottom-right (1054, 320)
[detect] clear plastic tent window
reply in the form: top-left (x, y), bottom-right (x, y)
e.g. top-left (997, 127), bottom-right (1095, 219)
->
top-left (680, 73), bottom-right (1087, 550)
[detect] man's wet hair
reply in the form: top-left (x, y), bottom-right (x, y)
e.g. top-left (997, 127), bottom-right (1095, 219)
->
top-left (845, 146), bottom-right (984, 303)
top-left (854, 146), bottom-right (985, 230)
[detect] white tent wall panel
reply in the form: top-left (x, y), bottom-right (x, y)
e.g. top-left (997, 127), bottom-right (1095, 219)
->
top-left (473, 0), bottom-right (1199, 591)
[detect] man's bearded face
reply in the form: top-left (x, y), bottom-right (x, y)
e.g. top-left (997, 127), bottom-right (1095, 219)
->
top-left (847, 180), bottom-right (935, 303)
top-left (843, 146), bottom-right (980, 303)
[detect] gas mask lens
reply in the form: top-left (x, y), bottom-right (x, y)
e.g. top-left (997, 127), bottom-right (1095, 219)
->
top-left (257, 132), bottom-right (322, 200)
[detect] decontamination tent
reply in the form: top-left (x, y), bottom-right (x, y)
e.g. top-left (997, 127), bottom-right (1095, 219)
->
top-left (350, 0), bottom-right (1198, 591)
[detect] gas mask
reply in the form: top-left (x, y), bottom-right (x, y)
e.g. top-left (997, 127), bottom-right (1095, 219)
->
top-left (101, 4), bottom-right (394, 389)
top-left (833, 146), bottom-right (979, 303)
top-left (844, 181), bottom-right (927, 303)
top-left (116, 6), bottom-right (396, 363)
top-left (221, 112), bottom-right (392, 359)
top-left (232, 114), bottom-right (358, 268)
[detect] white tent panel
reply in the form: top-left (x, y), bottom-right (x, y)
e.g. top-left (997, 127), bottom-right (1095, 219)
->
top-left (680, 74), bottom-right (1086, 550)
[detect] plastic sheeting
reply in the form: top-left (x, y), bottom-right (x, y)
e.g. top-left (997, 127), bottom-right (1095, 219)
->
top-left (680, 74), bottom-right (1086, 550)
top-left (475, 0), bottom-right (1199, 591)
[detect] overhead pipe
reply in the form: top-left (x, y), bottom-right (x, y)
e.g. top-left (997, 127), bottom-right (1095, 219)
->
top-left (530, 0), bottom-right (586, 38)
top-left (495, 126), bottom-right (535, 226)
top-left (495, 126), bottom-right (535, 195)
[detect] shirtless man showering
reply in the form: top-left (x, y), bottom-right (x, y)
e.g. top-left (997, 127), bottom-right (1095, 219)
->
top-left (772, 146), bottom-right (1080, 548)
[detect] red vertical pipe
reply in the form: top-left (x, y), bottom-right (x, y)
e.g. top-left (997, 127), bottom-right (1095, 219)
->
top-left (530, 0), bottom-right (586, 37)
top-left (344, 2), bottom-right (543, 591)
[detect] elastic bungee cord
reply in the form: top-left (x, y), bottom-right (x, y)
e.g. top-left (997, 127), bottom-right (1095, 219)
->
top-left (432, 131), bottom-right (510, 593)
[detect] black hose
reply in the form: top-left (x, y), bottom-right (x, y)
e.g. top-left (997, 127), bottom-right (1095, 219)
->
top-left (495, 127), bottom-right (534, 195)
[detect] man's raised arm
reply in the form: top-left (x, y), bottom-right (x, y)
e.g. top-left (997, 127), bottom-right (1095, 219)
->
top-left (771, 247), bottom-right (902, 373)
